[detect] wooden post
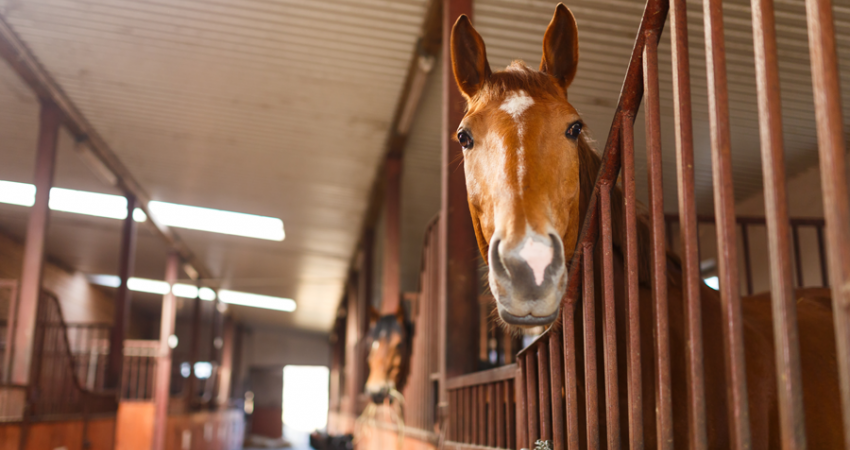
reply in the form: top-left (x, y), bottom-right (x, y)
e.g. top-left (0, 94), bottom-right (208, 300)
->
top-left (152, 252), bottom-right (180, 450)
top-left (185, 292), bottom-right (202, 408)
top-left (438, 0), bottom-right (479, 412)
top-left (216, 318), bottom-right (235, 405)
top-left (106, 194), bottom-right (138, 390)
top-left (381, 154), bottom-right (403, 314)
top-left (10, 101), bottom-right (62, 385)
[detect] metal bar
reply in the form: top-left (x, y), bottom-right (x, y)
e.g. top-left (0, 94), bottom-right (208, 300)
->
top-left (480, 384), bottom-right (487, 444)
top-left (748, 0), bottom-right (808, 442)
top-left (107, 195), bottom-right (137, 390)
top-left (582, 245), bottom-right (599, 450)
top-left (643, 32), bottom-right (673, 450)
top-left (187, 292), bottom-right (202, 406)
top-left (804, 0), bottom-right (850, 445)
top-left (621, 111), bottom-right (644, 450)
top-left (741, 224), bottom-right (754, 295)
top-left (488, 382), bottom-right (496, 447)
top-left (792, 225), bottom-right (804, 287)
top-left (450, 390), bottom-right (457, 441)
top-left (562, 305), bottom-right (580, 450)
top-left (600, 185), bottom-right (620, 450)
top-left (537, 340), bottom-right (552, 442)
top-left (472, 385), bottom-right (479, 444)
top-left (670, 0), bottom-right (708, 446)
top-left (526, 352), bottom-right (539, 444)
top-left (497, 380), bottom-right (506, 448)
top-left (10, 102), bottom-right (62, 386)
top-left (445, 365), bottom-right (516, 390)
top-left (816, 226), bottom-right (829, 287)
top-left (549, 331), bottom-right (565, 450)
top-left (517, 356), bottom-right (527, 449)
top-left (152, 252), bottom-right (180, 450)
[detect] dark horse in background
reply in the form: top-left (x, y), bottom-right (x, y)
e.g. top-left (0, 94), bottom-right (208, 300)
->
top-left (450, 4), bottom-right (842, 448)
top-left (364, 308), bottom-right (412, 405)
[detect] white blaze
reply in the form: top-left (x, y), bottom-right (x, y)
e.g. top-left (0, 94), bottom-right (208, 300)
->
top-left (519, 238), bottom-right (553, 286)
top-left (500, 90), bottom-right (534, 122)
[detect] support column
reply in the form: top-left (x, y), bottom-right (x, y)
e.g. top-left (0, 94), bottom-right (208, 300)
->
top-left (106, 194), bottom-right (138, 390)
top-left (438, 0), bottom-right (479, 407)
top-left (355, 231), bottom-right (373, 403)
top-left (152, 252), bottom-right (180, 450)
top-left (185, 291), bottom-right (202, 408)
top-left (216, 317), bottom-right (235, 405)
top-left (381, 154), bottom-right (402, 314)
top-left (11, 102), bottom-right (62, 385)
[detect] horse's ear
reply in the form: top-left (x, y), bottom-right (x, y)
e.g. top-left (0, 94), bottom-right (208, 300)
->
top-left (540, 3), bottom-right (579, 90)
top-left (451, 15), bottom-right (491, 99)
top-left (369, 305), bottom-right (381, 327)
top-left (395, 305), bottom-right (406, 324)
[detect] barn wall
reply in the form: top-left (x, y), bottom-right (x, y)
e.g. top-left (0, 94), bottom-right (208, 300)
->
top-left (0, 228), bottom-right (114, 324)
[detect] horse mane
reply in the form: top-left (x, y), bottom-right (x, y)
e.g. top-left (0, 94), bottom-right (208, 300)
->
top-left (576, 134), bottom-right (656, 285)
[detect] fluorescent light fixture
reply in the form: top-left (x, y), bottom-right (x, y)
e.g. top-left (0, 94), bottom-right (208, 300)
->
top-left (49, 187), bottom-right (128, 219)
top-left (194, 362), bottom-right (213, 379)
top-left (88, 274), bottom-right (121, 288)
top-left (0, 180), bottom-right (283, 241)
top-left (704, 276), bottom-right (720, 290)
top-left (172, 283), bottom-right (199, 298)
top-left (148, 201), bottom-right (284, 241)
top-left (199, 287), bottom-right (217, 301)
top-left (128, 278), bottom-right (171, 295)
top-left (0, 181), bottom-right (36, 206)
top-left (218, 290), bottom-right (296, 312)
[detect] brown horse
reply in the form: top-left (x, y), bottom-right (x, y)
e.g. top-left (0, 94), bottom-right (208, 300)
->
top-left (364, 308), bottom-right (412, 404)
top-left (450, 4), bottom-right (843, 448)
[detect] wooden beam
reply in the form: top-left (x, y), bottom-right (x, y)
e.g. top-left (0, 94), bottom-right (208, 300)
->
top-left (106, 194), bottom-right (138, 389)
top-left (10, 101), bottom-right (61, 385)
top-left (438, 0), bottom-right (479, 408)
top-left (152, 252), bottom-right (180, 450)
top-left (0, 14), bottom-right (212, 280)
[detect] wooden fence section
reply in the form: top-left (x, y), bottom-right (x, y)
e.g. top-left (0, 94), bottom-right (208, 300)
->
top-left (445, 364), bottom-right (518, 450)
top-left (28, 291), bottom-right (116, 418)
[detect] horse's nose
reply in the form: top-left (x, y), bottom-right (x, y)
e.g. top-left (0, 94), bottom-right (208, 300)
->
top-left (491, 233), bottom-right (564, 297)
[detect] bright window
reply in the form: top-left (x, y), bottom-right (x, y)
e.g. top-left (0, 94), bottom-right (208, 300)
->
top-left (282, 365), bottom-right (329, 432)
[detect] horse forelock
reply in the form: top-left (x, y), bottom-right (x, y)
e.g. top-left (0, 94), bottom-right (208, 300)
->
top-left (467, 61), bottom-right (564, 108)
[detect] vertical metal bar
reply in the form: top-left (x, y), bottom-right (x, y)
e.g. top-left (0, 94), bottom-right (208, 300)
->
top-left (517, 357), bottom-right (527, 449)
top-left (488, 383), bottom-right (496, 447)
top-left (582, 245), bottom-right (599, 450)
top-left (621, 111), bottom-right (644, 450)
top-left (549, 331), bottom-right (565, 450)
top-left (600, 185), bottom-right (621, 450)
top-left (472, 385), bottom-right (479, 444)
top-left (740, 224), bottom-right (755, 295)
top-left (748, 0), bottom-right (806, 444)
top-left (815, 225), bottom-right (829, 287)
top-left (537, 340), bottom-right (552, 442)
top-left (497, 381), bottom-right (506, 448)
top-left (450, 390), bottom-right (457, 441)
top-left (526, 352), bottom-right (539, 444)
top-left (792, 225), bottom-right (804, 288)
top-left (10, 102), bottom-right (62, 385)
top-left (479, 384), bottom-right (486, 444)
top-left (107, 194), bottom-right (137, 389)
top-left (805, 0), bottom-right (850, 445)
top-left (643, 33), bottom-right (673, 450)
top-left (152, 252), bottom-right (180, 450)
top-left (670, 0), bottom-right (708, 445)
top-left (563, 305), bottom-right (580, 450)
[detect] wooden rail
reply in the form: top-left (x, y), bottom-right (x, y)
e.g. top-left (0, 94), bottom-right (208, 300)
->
top-left (446, 365), bottom-right (518, 450)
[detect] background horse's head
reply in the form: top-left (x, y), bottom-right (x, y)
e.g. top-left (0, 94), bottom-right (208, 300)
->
top-left (451, 4), bottom-right (583, 328)
top-left (364, 308), bottom-right (411, 403)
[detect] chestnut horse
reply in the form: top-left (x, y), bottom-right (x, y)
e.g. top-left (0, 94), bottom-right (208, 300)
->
top-left (450, 4), bottom-right (842, 448)
top-left (364, 308), bottom-right (412, 404)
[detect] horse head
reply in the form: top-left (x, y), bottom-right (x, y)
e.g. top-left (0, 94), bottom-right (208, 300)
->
top-left (364, 307), bottom-right (411, 403)
top-left (451, 4), bottom-right (585, 328)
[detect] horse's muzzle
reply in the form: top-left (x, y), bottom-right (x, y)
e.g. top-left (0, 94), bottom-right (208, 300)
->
top-left (489, 232), bottom-right (566, 327)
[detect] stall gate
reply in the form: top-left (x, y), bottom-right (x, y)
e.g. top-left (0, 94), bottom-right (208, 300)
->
top-left (442, 0), bottom-right (850, 449)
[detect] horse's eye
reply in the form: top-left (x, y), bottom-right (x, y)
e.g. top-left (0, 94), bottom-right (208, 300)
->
top-left (565, 121), bottom-right (583, 140)
top-left (457, 130), bottom-right (473, 149)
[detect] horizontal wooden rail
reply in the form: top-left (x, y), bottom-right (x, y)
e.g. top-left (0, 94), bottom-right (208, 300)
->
top-left (445, 364), bottom-right (516, 391)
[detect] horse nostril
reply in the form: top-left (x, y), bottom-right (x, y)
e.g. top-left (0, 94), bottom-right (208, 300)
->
top-left (549, 233), bottom-right (565, 268)
top-left (490, 239), bottom-right (509, 279)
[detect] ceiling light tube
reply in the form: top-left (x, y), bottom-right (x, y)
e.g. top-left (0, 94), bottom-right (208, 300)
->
top-left (218, 290), bottom-right (296, 312)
